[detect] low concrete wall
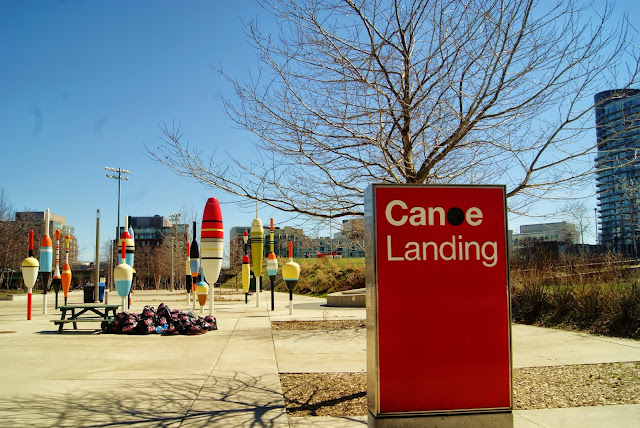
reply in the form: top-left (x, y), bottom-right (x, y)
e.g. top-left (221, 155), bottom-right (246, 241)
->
top-left (326, 288), bottom-right (366, 307)
top-left (0, 294), bottom-right (27, 301)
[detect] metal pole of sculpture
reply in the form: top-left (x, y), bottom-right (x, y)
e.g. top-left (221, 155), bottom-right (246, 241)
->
top-left (242, 231), bottom-right (249, 304)
top-left (22, 230), bottom-right (39, 320)
top-left (282, 241), bottom-right (300, 315)
top-left (40, 209), bottom-right (53, 314)
top-left (52, 229), bottom-right (62, 309)
top-left (190, 221), bottom-right (200, 310)
top-left (185, 242), bottom-right (192, 305)
top-left (61, 235), bottom-right (72, 306)
top-left (267, 218), bottom-right (278, 311)
top-left (201, 197), bottom-right (223, 316)
top-left (251, 207), bottom-right (264, 308)
top-left (114, 240), bottom-right (133, 312)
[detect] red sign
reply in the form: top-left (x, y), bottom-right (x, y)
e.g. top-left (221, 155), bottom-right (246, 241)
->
top-left (367, 184), bottom-right (511, 415)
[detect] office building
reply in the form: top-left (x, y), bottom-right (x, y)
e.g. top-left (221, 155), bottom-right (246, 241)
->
top-left (511, 222), bottom-right (579, 250)
top-left (15, 211), bottom-right (78, 263)
top-left (594, 89), bottom-right (640, 254)
top-left (128, 215), bottom-right (188, 247)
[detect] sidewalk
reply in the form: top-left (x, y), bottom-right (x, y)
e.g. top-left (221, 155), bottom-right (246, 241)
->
top-left (0, 289), bottom-right (638, 427)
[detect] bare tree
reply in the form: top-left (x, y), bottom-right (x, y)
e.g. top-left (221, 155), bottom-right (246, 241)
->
top-left (563, 199), bottom-right (593, 245)
top-left (0, 189), bottom-right (19, 288)
top-left (149, 0), bottom-right (640, 220)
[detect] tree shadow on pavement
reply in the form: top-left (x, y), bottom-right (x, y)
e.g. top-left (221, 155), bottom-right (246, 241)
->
top-left (0, 372), bottom-right (289, 428)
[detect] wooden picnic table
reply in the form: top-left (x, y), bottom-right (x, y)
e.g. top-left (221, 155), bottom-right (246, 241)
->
top-left (51, 303), bottom-right (120, 334)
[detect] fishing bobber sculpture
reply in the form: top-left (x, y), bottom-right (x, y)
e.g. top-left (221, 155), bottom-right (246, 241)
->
top-left (190, 222), bottom-right (200, 310)
top-left (282, 241), bottom-right (300, 315)
top-left (40, 209), bottom-right (53, 314)
top-left (52, 230), bottom-right (62, 308)
top-left (61, 235), bottom-right (72, 305)
top-left (251, 214), bottom-right (264, 307)
top-left (119, 216), bottom-right (135, 267)
top-left (185, 242), bottom-right (192, 305)
top-left (242, 231), bottom-right (249, 304)
top-left (21, 230), bottom-right (39, 320)
top-left (120, 216), bottom-right (135, 307)
top-left (267, 218), bottom-right (278, 311)
top-left (196, 279), bottom-right (209, 313)
top-left (200, 197), bottom-right (223, 316)
top-left (114, 241), bottom-right (133, 312)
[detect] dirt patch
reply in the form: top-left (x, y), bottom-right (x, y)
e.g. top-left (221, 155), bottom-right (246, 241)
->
top-left (272, 320), bottom-right (365, 330)
top-left (281, 362), bottom-right (640, 417)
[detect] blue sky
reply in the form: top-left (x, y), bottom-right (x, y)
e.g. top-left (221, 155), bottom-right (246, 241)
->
top-left (1, 0), bottom-right (270, 260)
top-left (1, 0), bottom-right (639, 260)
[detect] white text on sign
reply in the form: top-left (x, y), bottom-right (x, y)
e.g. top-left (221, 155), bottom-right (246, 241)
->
top-left (384, 200), bottom-right (498, 267)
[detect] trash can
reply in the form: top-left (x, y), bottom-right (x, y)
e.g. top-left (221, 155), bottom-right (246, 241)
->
top-left (249, 272), bottom-right (256, 292)
top-left (98, 282), bottom-right (105, 302)
top-left (83, 284), bottom-right (95, 303)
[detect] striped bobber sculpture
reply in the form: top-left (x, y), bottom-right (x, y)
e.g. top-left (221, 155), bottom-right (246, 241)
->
top-left (52, 229), bottom-right (62, 308)
top-left (190, 222), bottom-right (200, 310)
top-left (200, 197), bottom-right (223, 316)
top-left (251, 208), bottom-right (264, 307)
top-left (267, 218), bottom-right (278, 311)
top-left (39, 209), bottom-right (53, 314)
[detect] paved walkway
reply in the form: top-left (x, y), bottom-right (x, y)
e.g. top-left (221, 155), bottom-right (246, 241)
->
top-left (0, 289), bottom-right (638, 427)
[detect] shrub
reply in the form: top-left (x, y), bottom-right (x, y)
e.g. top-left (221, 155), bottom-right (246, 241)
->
top-left (510, 254), bottom-right (640, 339)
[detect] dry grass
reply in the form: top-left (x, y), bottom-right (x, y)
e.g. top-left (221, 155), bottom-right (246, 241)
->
top-left (510, 254), bottom-right (640, 339)
top-left (294, 258), bottom-right (365, 296)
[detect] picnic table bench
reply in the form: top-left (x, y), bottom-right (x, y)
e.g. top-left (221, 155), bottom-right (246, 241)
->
top-left (51, 303), bottom-right (120, 334)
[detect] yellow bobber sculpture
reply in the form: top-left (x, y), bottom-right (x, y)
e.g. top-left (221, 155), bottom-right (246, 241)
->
top-left (251, 211), bottom-right (264, 308)
top-left (282, 241), bottom-right (300, 315)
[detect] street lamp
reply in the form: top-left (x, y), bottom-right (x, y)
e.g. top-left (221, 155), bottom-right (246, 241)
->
top-left (105, 167), bottom-right (130, 239)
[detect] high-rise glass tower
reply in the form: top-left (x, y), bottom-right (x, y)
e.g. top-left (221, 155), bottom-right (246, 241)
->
top-left (594, 89), bottom-right (640, 255)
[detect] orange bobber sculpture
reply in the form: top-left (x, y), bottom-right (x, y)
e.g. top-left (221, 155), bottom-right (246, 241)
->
top-left (61, 235), bottom-right (72, 305)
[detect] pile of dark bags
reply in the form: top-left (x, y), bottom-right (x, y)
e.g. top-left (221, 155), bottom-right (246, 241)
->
top-left (105, 303), bottom-right (217, 335)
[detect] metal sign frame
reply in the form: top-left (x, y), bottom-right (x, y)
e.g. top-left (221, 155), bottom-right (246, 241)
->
top-left (365, 184), bottom-right (513, 419)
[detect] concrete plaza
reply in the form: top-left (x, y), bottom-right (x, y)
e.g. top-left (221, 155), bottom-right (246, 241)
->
top-left (0, 289), bottom-right (638, 427)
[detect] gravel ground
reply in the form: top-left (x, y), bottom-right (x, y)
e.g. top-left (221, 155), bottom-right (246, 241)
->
top-left (280, 363), bottom-right (640, 417)
top-left (272, 320), bottom-right (365, 330)
top-left (274, 320), bottom-right (640, 417)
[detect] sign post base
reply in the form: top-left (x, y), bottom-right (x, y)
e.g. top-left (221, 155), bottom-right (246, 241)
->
top-left (368, 411), bottom-right (513, 428)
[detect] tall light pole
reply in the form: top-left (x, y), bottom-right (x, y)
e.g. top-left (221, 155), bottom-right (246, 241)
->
top-left (94, 209), bottom-right (100, 302)
top-left (105, 167), bottom-right (130, 239)
top-left (105, 167), bottom-right (129, 293)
